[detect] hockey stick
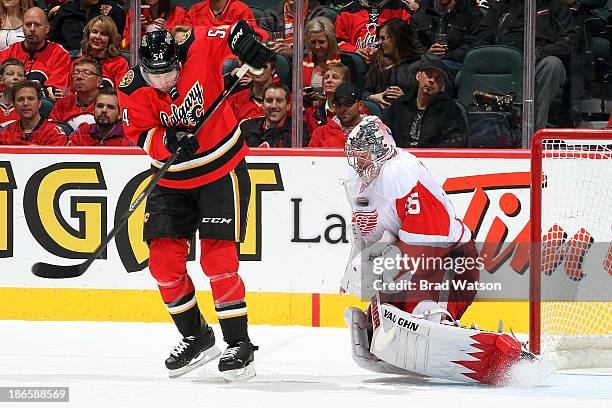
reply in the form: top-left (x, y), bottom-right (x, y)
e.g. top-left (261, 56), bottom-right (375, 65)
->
top-left (31, 63), bottom-right (252, 279)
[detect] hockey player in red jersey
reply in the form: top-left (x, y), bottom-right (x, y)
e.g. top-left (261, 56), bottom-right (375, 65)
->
top-left (341, 116), bottom-right (532, 385)
top-left (117, 22), bottom-right (274, 380)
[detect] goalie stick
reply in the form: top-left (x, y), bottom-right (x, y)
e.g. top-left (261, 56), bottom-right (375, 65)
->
top-left (31, 63), bottom-right (252, 279)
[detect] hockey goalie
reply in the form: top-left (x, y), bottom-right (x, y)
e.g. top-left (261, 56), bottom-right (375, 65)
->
top-left (341, 116), bottom-right (532, 385)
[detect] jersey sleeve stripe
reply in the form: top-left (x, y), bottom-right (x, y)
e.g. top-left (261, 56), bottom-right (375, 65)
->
top-left (151, 126), bottom-right (241, 172)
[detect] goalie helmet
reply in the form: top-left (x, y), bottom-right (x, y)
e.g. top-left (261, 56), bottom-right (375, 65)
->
top-left (345, 116), bottom-right (396, 183)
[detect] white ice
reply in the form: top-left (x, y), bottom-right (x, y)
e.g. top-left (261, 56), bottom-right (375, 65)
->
top-left (1, 321), bottom-right (611, 408)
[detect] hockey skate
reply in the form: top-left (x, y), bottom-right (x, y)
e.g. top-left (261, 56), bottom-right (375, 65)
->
top-left (165, 326), bottom-right (221, 378)
top-left (218, 341), bottom-right (258, 381)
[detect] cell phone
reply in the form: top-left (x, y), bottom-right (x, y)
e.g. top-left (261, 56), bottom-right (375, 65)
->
top-left (304, 86), bottom-right (315, 93)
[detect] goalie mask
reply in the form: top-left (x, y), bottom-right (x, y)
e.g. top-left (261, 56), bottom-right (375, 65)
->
top-left (345, 116), bottom-right (396, 183)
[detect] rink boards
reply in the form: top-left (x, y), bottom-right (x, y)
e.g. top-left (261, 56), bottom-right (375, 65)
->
top-left (0, 147), bottom-right (542, 331)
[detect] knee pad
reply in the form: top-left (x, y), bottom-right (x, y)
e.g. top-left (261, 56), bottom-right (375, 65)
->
top-left (149, 238), bottom-right (192, 303)
top-left (200, 239), bottom-right (244, 304)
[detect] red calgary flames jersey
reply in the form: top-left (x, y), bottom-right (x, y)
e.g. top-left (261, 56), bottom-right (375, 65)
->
top-left (0, 41), bottom-right (71, 91)
top-left (117, 26), bottom-right (247, 189)
top-left (335, 0), bottom-right (413, 52)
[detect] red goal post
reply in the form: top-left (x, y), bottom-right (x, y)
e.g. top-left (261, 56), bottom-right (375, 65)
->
top-left (530, 128), bottom-right (612, 368)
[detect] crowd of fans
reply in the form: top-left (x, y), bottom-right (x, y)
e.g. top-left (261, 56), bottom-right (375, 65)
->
top-left (0, 0), bottom-right (609, 147)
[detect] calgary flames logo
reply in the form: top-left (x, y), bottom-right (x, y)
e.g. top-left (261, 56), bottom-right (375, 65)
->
top-left (159, 82), bottom-right (204, 127)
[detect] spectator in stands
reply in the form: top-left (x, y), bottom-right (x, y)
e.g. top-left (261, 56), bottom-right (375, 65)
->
top-left (411, 0), bottom-right (483, 72)
top-left (227, 60), bottom-right (276, 122)
top-left (121, 0), bottom-right (187, 50)
top-left (0, 58), bottom-right (24, 126)
top-left (0, 7), bottom-right (71, 100)
top-left (472, 0), bottom-right (576, 131)
top-left (304, 61), bottom-right (351, 135)
top-left (0, 0), bottom-right (32, 50)
top-left (261, 0), bottom-right (322, 56)
top-left (564, 0), bottom-right (608, 127)
top-left (241, 82), bottom-right (295, 147)
top-left (184, 0), bottom-right (255, 29)
top-left (0, 80), bottom-right (67, 145)
top-left (364, 18), bottom-right (422, 109)
top-left (78, 15), bottom-right (128, 89)
top-left (303, 16), bottom-right (340, 102)
top-left (69, 88), bottom-right (130, 145)
top-left (308, 82), bottom-right (365, 147)
top-left (334, 0), bottom-right (416, 63)
top-left (49, 0), bottom-right (126, 53)
top-left (383, 55), bottom-right (468, 147)
top-left (49, 57), bottom-right (101, 129)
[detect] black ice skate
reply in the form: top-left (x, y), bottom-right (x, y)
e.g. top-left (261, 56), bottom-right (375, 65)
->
top-left (218, 341), bottom-right (258, 381)
top-left (165, 326), bottom-right (221, 378)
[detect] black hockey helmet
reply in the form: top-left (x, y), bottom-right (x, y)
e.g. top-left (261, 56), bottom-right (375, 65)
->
top-left (139, 30), bottom-right (179, 74)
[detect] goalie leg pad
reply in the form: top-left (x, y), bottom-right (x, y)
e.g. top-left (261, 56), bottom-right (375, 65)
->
top-left (369, 300), bottom-right (522, 385)
top-left (344, 307), bottom-right (419, 375)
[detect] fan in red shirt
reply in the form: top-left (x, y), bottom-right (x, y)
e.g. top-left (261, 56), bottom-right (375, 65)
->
top-left (309, 82), bottom-right (365, 148)
top-left (226, 60), bottom-right (277, 122)
top-left (121, 0), bottom-right (187, 50)
top-left (50, 58), bottom-right (101, 130)
top-left (0, 8), bottom-right (71, 100)
top-left (77, 15), bottom-right (129, 89)
top-left (0, 80), bottom-right (67, 145)
top-left (335, 0), bottom-right (416, 63)
top-left (304, 61), bottom-right (353, 135)
top-left (69, 88), bottom-right (131, 146)
top-left (0, 58), bottom-right (25, 127)
top-left (184, 0), bottom-right (255, 29)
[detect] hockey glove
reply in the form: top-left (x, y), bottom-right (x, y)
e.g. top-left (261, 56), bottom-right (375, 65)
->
top-left (229, 20), bottom-right (276, 69)
top-left (164, 127), bottom-right (199, 161)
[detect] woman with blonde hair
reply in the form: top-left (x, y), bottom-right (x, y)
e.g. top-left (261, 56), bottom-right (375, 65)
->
top-left (0, 0), bottom-right (32, 50)
top-left (77, 15), bottom-right (128, 90)
top-left (303, 16), bottom-right (340, 96)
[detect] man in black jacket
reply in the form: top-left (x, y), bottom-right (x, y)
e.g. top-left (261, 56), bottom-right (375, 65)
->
top-left (241, 82), bottom-right (300, 147)
top-left (471, 0), bottom-right (577, 130)
top-left (411, 0), bottom-right (484, 68)
top-left (49, 0), bottom-right (126, 53)
top-left (384, 55), bottom-right (468, 147)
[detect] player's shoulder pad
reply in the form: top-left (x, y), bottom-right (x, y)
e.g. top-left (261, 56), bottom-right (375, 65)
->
top-left (118, 68), bottom-right (148, 95)
top-left (379, 151), bottom-right (419, 197)
top-left (176, 28), bottom-right (195, 64)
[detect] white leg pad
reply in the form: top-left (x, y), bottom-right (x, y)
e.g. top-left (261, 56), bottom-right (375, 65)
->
top-left (345, 307), bottom-right (423, 376)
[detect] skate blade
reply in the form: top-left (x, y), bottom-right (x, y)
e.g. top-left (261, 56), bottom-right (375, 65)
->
top-left (220, 363), bottom-right (256, 382)
top-left (168, 345), bottom-right (222, 379)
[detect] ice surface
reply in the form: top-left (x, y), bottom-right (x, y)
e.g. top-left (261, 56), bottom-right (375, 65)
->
top-left (1, 321), bottom-right (610, 408)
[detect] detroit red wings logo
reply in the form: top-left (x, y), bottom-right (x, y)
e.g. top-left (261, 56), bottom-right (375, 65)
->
top-left (354, 209), bottom-right (378, 236)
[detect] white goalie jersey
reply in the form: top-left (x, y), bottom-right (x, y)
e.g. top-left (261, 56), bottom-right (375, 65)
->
top-left (345, 149), bottom-right (471, 249)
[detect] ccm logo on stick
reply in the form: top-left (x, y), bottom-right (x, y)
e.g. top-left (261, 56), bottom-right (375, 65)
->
top-left (201, 217), bottom-right (232, 224)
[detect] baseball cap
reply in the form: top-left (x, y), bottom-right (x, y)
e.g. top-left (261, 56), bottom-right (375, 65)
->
top-left (418, 54), bottom-right (449, 80)
top-left (332, 82), bottom-right (362, 104)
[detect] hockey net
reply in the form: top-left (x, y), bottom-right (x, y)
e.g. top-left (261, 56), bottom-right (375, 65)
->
top-left (530, 129), bottom-right (612, 370)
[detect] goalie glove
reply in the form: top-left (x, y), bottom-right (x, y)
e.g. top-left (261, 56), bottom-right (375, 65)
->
top-left (340, 231), bottom-right (402, 296)
top-left (229, 20), bottom-right (276, 70)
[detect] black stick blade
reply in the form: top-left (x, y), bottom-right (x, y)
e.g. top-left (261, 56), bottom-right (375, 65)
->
top-left (31, 262), bottom-right (86, 279)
